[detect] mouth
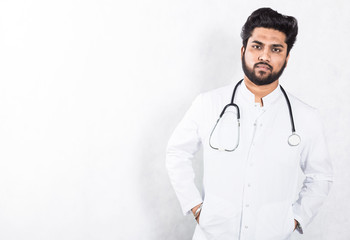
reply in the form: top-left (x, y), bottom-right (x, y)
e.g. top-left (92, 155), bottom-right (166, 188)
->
top-left (255, 63), bottom-right (272, 71)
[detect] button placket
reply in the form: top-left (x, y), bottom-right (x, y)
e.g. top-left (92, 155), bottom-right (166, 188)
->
top-left (240, 107), bottom-right (261, 238)
top-left (241, 161), bottom-right (254, 236)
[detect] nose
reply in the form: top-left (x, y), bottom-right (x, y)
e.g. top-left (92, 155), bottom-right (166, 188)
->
top-left (258, 48), bottom-right (271, 62)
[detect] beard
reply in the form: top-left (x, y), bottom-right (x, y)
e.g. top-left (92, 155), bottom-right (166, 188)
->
top-left (242, 52), bottom-right (287, 86)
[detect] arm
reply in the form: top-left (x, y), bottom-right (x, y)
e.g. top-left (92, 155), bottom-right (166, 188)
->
top-left (166, 95), bottom-right (204, 215)
top-left (292, 110), bottom-right (333, 233)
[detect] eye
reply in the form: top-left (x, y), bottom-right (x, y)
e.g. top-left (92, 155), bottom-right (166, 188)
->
top-left (272, 48), bottom-right (282, 53)
top-left (252, 45), bottom-right (261, 50)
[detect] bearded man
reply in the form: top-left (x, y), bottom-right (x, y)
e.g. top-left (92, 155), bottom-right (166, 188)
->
top-left (166, 7), bottom-right (333, 240)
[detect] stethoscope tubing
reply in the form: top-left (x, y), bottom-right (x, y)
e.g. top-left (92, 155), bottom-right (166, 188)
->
top-left (210, 79), bottom-right (300, 151)
top-left (230, 79), bottom-right (296, 134)
top-left (279, 85), bottom-right (296, 133)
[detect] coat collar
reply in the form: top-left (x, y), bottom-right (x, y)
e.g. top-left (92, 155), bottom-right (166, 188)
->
top-left (239, 80), bottom-right (282, 109)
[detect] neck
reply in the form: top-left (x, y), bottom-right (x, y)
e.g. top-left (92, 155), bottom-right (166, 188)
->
top-left (244, 76), bottom-right (279, 106)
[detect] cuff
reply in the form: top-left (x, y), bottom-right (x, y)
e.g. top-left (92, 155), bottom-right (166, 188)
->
top-left (294, 215), bottom-right (304, 234)
top-left (183, 199), bottom-right (203, 216)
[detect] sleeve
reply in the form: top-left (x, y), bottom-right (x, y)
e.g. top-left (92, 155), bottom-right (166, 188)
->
top-left (165, 94), bottom-right (204, 215)
top-left (292, 110), bottom-right (333, 233)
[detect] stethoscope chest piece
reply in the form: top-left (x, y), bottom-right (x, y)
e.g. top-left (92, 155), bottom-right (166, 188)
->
top-left (288, 133), bottom-right (301, 146)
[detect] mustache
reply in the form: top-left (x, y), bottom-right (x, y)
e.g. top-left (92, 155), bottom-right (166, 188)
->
top-left (254, 62), bottom-right (273, 70)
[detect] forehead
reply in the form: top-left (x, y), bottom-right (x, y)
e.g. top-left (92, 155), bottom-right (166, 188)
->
top-left (248, 27), bottom-right (287, 46)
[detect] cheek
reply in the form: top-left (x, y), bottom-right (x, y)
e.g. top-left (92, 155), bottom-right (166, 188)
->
top-left (274, 57), bottom-right (287, 69)
top-left (245, 50), bottom-right (256, 60)
top-left (244, 52), bottom-right (257, 65)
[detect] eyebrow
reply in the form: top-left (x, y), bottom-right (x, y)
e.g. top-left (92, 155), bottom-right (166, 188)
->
top-left (272, 44), bottom-right (284, 48)
top-left (251, 40), bottom-right (285, 48)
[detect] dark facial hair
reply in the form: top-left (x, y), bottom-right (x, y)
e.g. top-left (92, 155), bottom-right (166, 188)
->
top-left (242, 51), bottom-right (287, 86)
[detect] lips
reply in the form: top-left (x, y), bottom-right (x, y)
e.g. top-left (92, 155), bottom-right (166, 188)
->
top-left (255, 63), bottom-right (272, 71)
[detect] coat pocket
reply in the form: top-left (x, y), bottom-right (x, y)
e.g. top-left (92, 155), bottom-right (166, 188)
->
top-left (255, 202), bottom-right (295, 239)
top-left (198, 195), bottom-right (240, 239)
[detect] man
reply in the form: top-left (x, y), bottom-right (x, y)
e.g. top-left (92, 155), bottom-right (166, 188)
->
top-left (166, 8), bottom-right (333, 240)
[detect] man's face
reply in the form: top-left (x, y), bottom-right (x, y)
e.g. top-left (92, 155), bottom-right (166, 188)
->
top-left (241, 27), bottom-right (290, 86)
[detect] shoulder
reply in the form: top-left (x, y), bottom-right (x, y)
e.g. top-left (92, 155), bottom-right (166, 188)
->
top-left (198, 83), bottom-right (235, 104)
top-left (187, 84), bottom-right (233, 114)
top-left (284, 91), bottom-right (319, 116)
top-left (284, 90), bottom-right (325, 134)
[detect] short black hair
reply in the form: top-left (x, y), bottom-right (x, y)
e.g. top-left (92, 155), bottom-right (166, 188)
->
top-left (241, 8), bottom-right (298, 55)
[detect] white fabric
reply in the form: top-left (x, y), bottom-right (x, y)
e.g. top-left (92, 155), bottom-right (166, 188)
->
top-left (166, 81), bottom-right (333, 240)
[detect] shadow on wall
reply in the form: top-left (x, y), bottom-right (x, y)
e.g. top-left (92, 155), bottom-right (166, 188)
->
top-left (135, 29), bottom-right (242, 240)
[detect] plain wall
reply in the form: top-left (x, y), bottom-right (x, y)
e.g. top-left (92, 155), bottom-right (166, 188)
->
top-left (0, 0), bottom-right (349, 239)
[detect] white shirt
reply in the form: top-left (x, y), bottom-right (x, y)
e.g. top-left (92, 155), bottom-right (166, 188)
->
top-left (166, 82), bottom-right (333, 240)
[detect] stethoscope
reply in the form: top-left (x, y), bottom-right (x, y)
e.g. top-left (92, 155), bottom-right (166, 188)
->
top-left (209, 79), bottom-right (301, 152)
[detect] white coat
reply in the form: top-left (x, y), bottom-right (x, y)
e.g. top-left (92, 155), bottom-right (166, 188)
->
top-left (166, 82), bottom-right (333, 240)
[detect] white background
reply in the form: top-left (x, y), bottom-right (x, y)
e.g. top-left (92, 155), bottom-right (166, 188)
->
top-left (0, 0), bottom-right (349, 239)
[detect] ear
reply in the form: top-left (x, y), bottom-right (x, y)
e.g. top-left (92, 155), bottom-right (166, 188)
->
top-left (241, 46), bottom-right (245, 59)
